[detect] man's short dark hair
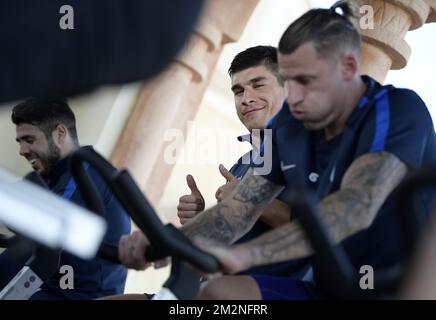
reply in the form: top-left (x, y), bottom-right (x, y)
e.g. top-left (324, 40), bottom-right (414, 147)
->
top-left (228, 45), bottom-right (283, 84)
top-left (278, 0), bottom-right (361, 62)
top-left (11, 97), bottom-right (79, 145)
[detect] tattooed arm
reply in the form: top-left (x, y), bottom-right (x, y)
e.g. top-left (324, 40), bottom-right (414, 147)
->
top-left (181, 169), bottom-right (284, 244)
top-left (259, 199), bottom-right (291, 227)
top-left (210, 152), bottom-right (408, 273)
top-left (118, 169), bottom-right (282, 270)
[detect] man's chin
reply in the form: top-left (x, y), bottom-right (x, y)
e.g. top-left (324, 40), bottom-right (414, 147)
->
top-left (246, 119), bottom-right (266, 131)
top-left (302, 122), bottom-right (322, 131)
top-left (33, 166), bottom-right (47, 175)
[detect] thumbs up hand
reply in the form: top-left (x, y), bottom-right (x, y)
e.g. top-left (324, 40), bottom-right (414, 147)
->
top-left (215, 164), bottom-right (239, 203)
top-left (177, 174), bottom-right (205, 225)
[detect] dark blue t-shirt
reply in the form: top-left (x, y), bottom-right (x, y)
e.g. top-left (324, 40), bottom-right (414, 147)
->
top-left (38, 147), bottom-right (131, 299)
top-left (261, 76), bottom-right (436, 296)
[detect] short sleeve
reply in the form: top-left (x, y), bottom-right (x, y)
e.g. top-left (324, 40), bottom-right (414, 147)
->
top-left (357, 88), bottom-right (434, 169)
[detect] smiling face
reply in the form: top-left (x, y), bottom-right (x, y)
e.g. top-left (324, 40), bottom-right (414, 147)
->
top-left (15, 123), bottom-right (61, 175)
top-left (231, 65), bottom-right (286, 131)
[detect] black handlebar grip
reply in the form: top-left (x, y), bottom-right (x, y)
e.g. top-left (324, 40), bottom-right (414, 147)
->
top-left (97, 243), bottom-right (121, 264)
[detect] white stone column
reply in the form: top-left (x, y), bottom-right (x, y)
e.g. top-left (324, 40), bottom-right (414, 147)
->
top-left (110, 0), bottom-right (260, 205)
top-left (357, 0), bottom-right (436, 83)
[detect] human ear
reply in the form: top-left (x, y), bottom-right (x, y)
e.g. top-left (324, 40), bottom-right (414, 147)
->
top-left (53, 123), bottom-right (68, 145)
top-left (340, 52), bottom-right (358, 81)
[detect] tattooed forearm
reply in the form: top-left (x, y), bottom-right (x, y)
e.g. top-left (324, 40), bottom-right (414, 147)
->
top-left (183, 204), bottom-right (244, 243)
top-left (242, 222), bottom-right (312, 267)
top-left (182, 169), bottom-right (284, 244)
top-left (233, 172), bottom-right (282, 204)
top-left (239, 152), bottom-right (407, 267)
top-left (322, 151), bottom-right (407, 242)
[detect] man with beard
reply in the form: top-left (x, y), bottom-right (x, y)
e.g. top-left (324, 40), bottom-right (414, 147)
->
top-left (0, 98), bottom-right (131, 299)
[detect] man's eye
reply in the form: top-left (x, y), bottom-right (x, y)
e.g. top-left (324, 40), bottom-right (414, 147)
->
top-left (297, 77), bottom-right (311, 85)
top-left (253, 84), bottom-right (265, 89)
top-left (234, 90), bottom-right (243, 96)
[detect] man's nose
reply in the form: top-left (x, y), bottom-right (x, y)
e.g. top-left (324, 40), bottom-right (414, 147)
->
top-left (19, 143), bottom-right (30, 157)
top-left (286, 81), bottom-right (304, 106)
top-left (242, 87), bottom-right (256, 105)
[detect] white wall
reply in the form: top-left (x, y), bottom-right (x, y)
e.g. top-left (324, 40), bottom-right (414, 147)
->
top-left (0, 84), bottom-right (139, 176)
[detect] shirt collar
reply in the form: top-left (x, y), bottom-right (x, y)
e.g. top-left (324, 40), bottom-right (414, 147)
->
top-left (346, 75), bottom-right (384, 127)
top-left (41, 145), bottom-right (93, 187)
top-left (356, 75), bottom-right (380, 109)
top-left (237, 134), bottom-right (251, 144)
top-left (237, 132), bottom-right (265, 153)
top-left (41, 156), bottom-right (69, 187)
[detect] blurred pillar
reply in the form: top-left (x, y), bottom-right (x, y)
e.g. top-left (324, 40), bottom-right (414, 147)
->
top-left (400, 208), bottom-right (436, 299)
top-left (110, 0), bottom-right (260, 205)
top-left (356, 0), bottom-right (436, 83)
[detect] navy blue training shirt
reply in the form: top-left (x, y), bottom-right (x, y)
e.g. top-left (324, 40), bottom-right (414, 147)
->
top-left (33, 146), bottom-right (131, 299)
top-left (261, 76), bottom-right (436, 297)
